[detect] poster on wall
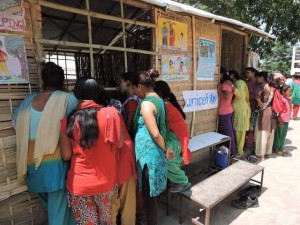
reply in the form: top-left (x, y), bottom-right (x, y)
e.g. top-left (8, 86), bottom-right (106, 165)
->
top-left (157, 17), bottom-right (188, 51)
top-left (0, 34), bottom-right (29, 84)
top-left (182, 89), bottom-right (218, 112)
top-left (161, 55), bottom-right (191, 82)
top-left (196, 38), bottom-right (216, 80)
top-left (0, 0), bottom-right (26, 32)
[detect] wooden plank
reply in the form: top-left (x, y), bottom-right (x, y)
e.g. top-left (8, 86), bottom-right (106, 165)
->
top-left (181, 160), bottom-right (264, 209)
top-left (37, 0), bottom-right (157, 28)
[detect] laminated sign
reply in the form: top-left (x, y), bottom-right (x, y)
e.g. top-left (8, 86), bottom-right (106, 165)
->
top-left (183, 90), bottom-right (218, 112)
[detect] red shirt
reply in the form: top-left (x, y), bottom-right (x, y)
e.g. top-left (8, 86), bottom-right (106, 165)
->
top-left (124, 99), bottom-right (138, 131)
top-left (0, 50), bottom-right (8, 62)
top-left (61, 103), bottom-right (121, 196)
top-left (166, 103), bottom-right (192, 164)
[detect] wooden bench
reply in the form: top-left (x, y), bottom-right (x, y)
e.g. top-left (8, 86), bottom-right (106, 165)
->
top-left (179, 160), bottom-right (264, 225)
top-left (166, 132), bottom-right (231, 215)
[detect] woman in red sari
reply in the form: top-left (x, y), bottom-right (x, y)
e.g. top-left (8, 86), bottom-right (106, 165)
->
top-left (154, 80), bottom-right (191, 192)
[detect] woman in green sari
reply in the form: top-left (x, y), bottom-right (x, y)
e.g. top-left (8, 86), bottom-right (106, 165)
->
top-left (132, 69), bottom-right (174, 225)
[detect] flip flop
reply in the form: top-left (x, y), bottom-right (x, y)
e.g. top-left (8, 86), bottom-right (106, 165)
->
top-left (247, 155), bottom-right (257, 163)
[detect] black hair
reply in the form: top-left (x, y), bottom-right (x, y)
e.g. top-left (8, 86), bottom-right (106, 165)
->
top-left (267, 73), bottom-right (277, 88)
top-left (220, 67), bottom-right (232, 83)
top-left (41, 62), bottom-right (64, 90)
top-left (220, 67), bottom-right (227, 76)
top-left (120, 71), bottom-right (135, 84)
top-left (154, 80), bottom-right (186, 119)
top-left (67, 77), bottom-right (102, 149)
top-left (228, 70), bottom-right (241, 80)
top-left (255, 71), bottom-right (268, 82)
top-left (279, 84), bottom-right (291, 94)
top-left (132, 69), bottom-right (159, 87)
top-left (246, 67), bottom-right (258, 75)
top-left (285, 74), bottom-right (292, 79)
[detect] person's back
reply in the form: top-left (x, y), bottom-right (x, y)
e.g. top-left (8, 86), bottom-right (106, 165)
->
top-left (60, 77), bottom-right (123, 225)
top-left (13, 62), bottom-right (77, 225)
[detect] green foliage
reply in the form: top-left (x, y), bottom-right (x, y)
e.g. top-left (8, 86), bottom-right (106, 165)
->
top-left (260, 41), bottom-right (292, 74)
top-left (175, 0), bottom-right (300, 55)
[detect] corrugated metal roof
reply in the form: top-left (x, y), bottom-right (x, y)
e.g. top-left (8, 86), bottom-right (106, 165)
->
top-left (142, 0), bottom-right (276, 39)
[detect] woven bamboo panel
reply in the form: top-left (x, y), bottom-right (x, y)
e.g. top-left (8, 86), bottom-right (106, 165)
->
top-left (0, 135), bottom-right (27, 202)
top-left (0, 192), bottom-right (47, 225)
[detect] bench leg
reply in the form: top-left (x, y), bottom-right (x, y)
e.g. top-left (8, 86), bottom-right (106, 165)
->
top-left (260, 169), bottom-right (265, 186)
top-left (204, 208), bottom-right (210, 225)
top-left (179, 195), bottom-right (183, 224)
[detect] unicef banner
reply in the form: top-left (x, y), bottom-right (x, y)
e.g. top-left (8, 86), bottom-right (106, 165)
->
top-left (183, 90), bottom-right (218, 112)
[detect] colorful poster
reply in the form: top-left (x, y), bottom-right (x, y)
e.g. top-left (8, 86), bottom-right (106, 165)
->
top-left (161, 55), bottom-right (191, 82)
top-left (0, 0), bottom-right (25, 32)
top-left (196, 38), bottom-right (216, 80)
top-left (183, 90), bottom-right (218, 112)
top-left (158, 17), bottom-right (188, 51)
top-left (0, 34), bottom-right (29, 84)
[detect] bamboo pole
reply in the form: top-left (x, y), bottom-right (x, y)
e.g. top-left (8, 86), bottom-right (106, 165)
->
top-left (216, 25), bottom-right (223, 132)
top-left (221, 25), bottom-right (246, 36)
top-left (86, 0), bottom-right (94, 76)
top-left (36, 39), bottom-right (159, 56)
top-left (190, 16), bottom-right (196, 136)
top-left (36, 0), bottom-right (156, 28)
top-left (120, 0), bottom-right (128, 72)
top-left (29, 2), bottom-right (43, 89)
top-left (153, 8), bottom-right (158, 69)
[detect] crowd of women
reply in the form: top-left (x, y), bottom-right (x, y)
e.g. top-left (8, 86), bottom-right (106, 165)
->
top-left (13, 62), bottom-right (192, 225)
top-left (12, 61), bottom-right (300, 225)
top-left (218, 67), bottom-right (300, 162)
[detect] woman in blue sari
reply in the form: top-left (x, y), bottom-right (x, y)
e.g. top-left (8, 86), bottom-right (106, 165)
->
top-left (13, 62), bottom-right (77, 225)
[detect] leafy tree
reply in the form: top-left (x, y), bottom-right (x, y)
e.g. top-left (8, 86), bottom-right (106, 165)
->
top-left (175, 0), bottom-right (300, 55)
top-left (260, 41), bottom-right (292, 74)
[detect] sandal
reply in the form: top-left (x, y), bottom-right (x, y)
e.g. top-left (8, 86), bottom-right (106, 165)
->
top-left (247, 155), bottom-right (257, 163)
top-left (232, 195), bottom-right (259, 209)
top-left (240, 185), bottom-right (262, 197)
top-left (169, 182), bottom-right (191, 193)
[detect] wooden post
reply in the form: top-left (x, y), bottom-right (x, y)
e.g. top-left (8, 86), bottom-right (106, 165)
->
top-left (153, 8), bottom-right (158, 69)
top-left (120, 0), bottom-right (128, 72)
top-left (36, 39), bottom-right (158, 56)
top-left (29, 2), bottom-right (43, 89)
top-left (216, 25), bottom-right (223, 131)
top-left (86, 0), bottom-right (94, 76)
top-left (190, 16), bottom-right (196, 136)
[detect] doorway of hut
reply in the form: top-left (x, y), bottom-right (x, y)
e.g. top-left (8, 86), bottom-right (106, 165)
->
top-left (221, 29), bottom-right (247, 77)
top-left (40, 0), bottom-right (154, 101)
top-left (218, 28), bottom-right (247, 135)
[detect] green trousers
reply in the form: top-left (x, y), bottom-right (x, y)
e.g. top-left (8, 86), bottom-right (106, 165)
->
top-left (167, 132), bottom-right (188, 185)
top-left (235, 130), bottom-right (246, 154)
top-left (273, 122), bottom-right (289, 150)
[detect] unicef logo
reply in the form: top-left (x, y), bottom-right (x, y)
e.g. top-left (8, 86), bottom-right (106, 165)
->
top-left (210, 93), bottom-right (217, 104)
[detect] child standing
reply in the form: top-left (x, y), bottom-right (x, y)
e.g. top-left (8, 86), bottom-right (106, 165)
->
top-left (273, 84), bottom-right (292, 155)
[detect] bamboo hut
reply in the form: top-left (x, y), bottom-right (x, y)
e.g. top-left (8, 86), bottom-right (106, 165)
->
top-left (0, 0), bottom-right (275, 224)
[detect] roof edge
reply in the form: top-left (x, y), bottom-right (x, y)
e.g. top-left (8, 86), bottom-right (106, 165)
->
top-left (141, 0), bottom-right (276, 40)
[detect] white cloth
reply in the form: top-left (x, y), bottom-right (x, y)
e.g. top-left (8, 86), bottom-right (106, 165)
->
top-left (16, 91), bottom-right (69, 178)
top-left (34, 92), bottom-right (69, 169)
top-left (247, 51), bottom-right (260, 69)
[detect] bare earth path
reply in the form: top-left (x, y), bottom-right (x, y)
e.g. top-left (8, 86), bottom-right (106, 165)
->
top-left (160, 119), bottom-right (300, 225)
